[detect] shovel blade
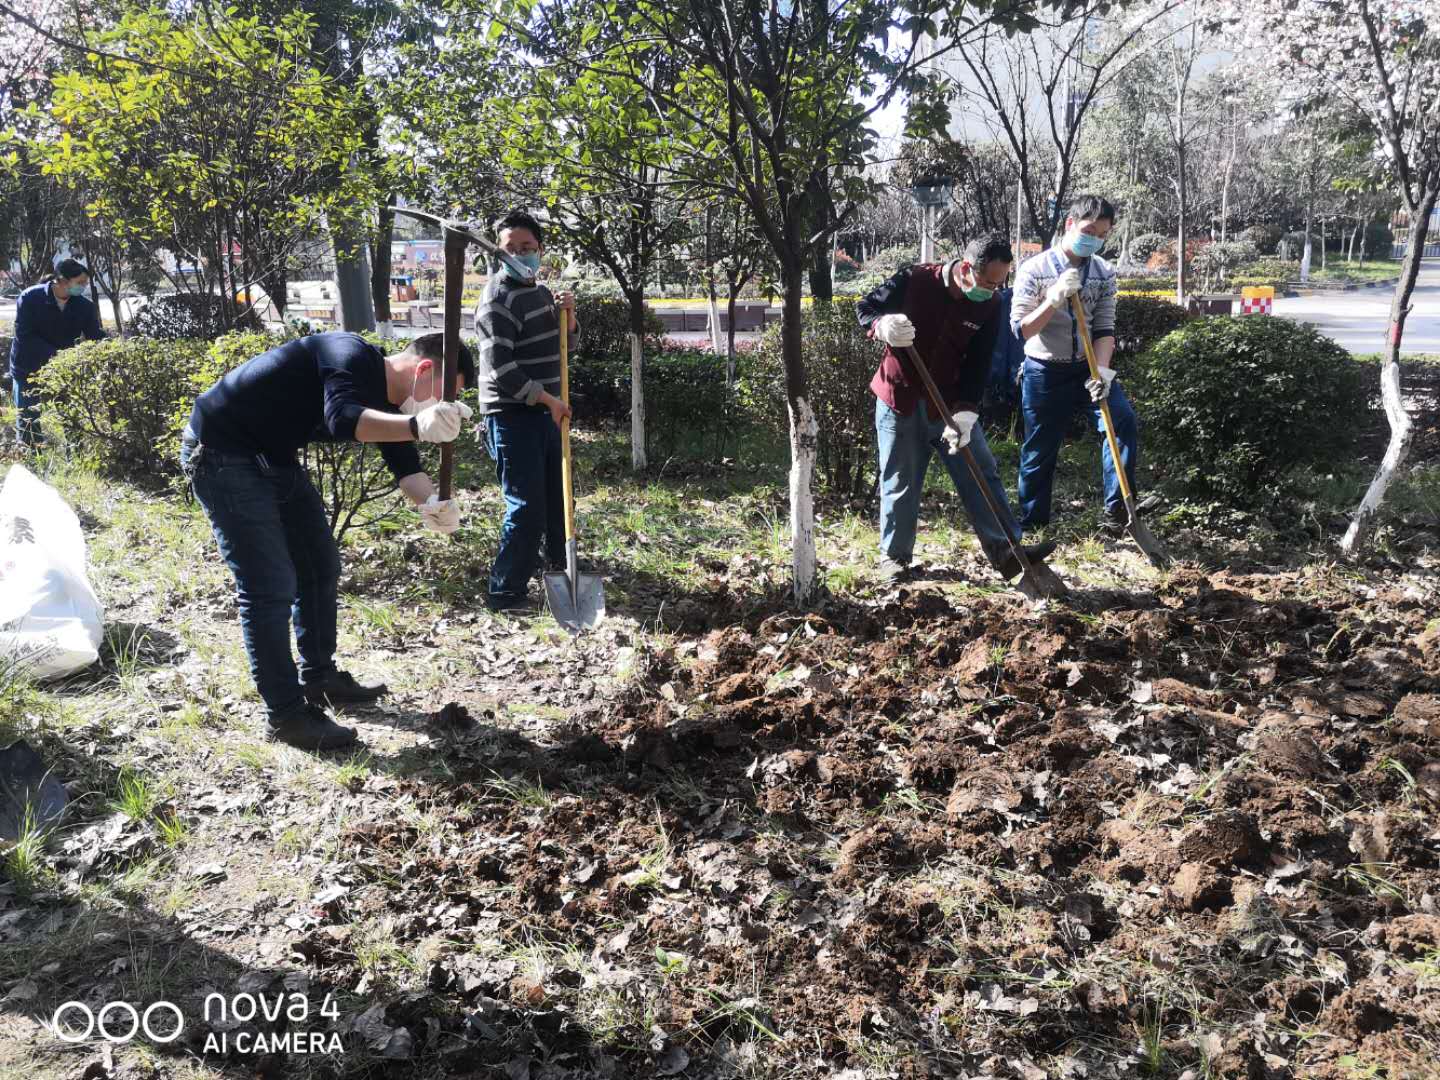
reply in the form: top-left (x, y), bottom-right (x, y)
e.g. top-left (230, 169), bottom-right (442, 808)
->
top-left (1014, 559), bottom-right (1069, 601)
top-left (1124, 500), bottom-right (1172, 569)
top-left (544, 571), bottom-right (606, 631)
top-left (0, 739), bottom-right (68, 842)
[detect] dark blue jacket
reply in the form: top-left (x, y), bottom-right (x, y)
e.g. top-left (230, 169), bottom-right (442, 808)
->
top-left (989, 288), bottom-right (1026, 405)
top-left (8, 283), bottom-right (105, 379)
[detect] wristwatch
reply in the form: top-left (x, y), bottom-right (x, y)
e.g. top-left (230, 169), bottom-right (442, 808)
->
top-left (409, 415), bottom-right (419, 439)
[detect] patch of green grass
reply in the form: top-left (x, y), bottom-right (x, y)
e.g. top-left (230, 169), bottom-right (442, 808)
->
top-left (3, 807), bottom-right (57, 898)
top-left (110, 768), bottom-right (159, 819)
top-left (155, 809), bottom-right (189, 848)
top-left (334, 752), bottom-right (372, 792)
top-left (485, 773), bottom-right (553, 809)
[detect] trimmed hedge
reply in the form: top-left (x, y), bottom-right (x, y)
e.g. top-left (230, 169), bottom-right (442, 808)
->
top-left (34, 337), bottom-right (210, 473)
top-left (1136, 316), bottom-right (1364, 503)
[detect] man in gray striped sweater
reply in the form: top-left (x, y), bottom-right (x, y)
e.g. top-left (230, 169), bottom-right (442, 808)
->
top-left (1010, 193), bottom-right (1140, 534)
top-left (475, 211), bottom-right (579, 611)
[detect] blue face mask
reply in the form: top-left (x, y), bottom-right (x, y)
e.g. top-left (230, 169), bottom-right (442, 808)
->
top-left (1069, 231), bottom-right (1104, 258)
top-left (502, 253), bottom-right (542, 281)
top-left (66, 283), bottom-right (86, 297)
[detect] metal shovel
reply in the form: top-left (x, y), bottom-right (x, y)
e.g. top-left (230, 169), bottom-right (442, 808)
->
top-left (901, 345), bottom-right (1068, 602)
top-left (1068, 295), bottom-right (1172, 569)
top-left (544, 319), bottom-right (606, 630)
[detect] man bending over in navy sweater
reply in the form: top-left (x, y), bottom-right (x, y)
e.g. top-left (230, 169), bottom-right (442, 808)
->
top-left (181, 331), bottom-right (474, 750)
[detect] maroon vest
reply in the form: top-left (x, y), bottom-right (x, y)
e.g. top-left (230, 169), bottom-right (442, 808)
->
top-left (868, 261), bottom-right (998, 418)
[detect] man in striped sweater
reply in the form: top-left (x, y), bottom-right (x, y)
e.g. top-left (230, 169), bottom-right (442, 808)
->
top-left (475, 211), bottom-right (579, 611)
top-left (1010, 193), bottom-right (1140, 534)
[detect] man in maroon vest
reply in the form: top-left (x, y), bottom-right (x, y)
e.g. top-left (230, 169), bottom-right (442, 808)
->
top-left (857, 233), bottom-right (1056, 582)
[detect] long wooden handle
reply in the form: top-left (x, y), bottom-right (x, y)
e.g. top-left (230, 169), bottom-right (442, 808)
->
top-left (1069, 293), bottom-right (1134, 503)
top-left (438, 227), bottom-right (467, 501)
top-left (558, 315), bottom-right (576, 542)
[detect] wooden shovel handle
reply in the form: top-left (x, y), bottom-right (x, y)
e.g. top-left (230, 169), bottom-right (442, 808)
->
top-left (1068, 293), bottom-right (1135, 503)
top-left (438, 227), bottom-right (467, 501)
top-left (558, 316), bottom-right (576, 542)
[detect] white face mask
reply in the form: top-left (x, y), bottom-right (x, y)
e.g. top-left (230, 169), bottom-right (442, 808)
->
top-left (399, 368), bottom-right (437, 415)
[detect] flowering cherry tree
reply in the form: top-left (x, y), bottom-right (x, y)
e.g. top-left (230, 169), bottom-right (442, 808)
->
top-left (1225, 0), bottom-right (1439, 552)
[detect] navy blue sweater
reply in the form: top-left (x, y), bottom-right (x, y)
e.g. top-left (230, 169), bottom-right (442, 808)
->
top-left (187, 332), bottom-right (422, 479)
top-left (8, 283), bottom-right (105, 378)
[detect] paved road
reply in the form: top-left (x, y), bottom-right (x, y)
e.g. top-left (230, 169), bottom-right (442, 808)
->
top-left (1273, 258), bottom-right (1440, 356)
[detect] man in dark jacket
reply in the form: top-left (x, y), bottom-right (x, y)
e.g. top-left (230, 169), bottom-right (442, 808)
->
top-left (857, 234), bottom-right (1055, 582)
top-left (8, 258), bottom-right (105, 446)
top-left (181, 331), bottom-right (474, 751)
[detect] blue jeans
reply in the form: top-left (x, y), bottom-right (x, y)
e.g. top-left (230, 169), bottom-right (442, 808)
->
top-left (1017, 359), bottom-right (1139, 528)
top-left (182, 435), bottom-right (340, 715)
top-left (484, 410), bottom-right (565, 601)
top-left (875, 398), bottom-right (1020, 569)
top-left (13, 371), bottom-right (42, 447)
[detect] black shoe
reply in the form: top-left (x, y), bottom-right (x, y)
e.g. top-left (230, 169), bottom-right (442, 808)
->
top-left (267, 703), bottom-right (358, 751)
top-left (487, 591), bottom-right (534, 613)
top-left (1102, 511), bottom-right (1128, 537)
top-left (302, 669), bottom-right (388, 705)
top-left (997, 541), bottom-right (1058, 580)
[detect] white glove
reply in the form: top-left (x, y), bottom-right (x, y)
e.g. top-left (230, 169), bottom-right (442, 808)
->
top-left (1045, 269), bottom-right (1082, 311)
top-left (413, 400), bottom-right (474, 443)
top-left (418, 495), bottom-right (460, 535)
top-left (1086, 367), bottom-right (1118, 403)
top-left (941, 410), bottom-right (979, 454)
top-left (874, 313), bottom-right (916, 347)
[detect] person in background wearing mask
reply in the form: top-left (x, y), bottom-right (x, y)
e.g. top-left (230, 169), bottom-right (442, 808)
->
top-left (1011, 194), bottom-right (1139, 535)
top-left (180, 332), bottom-right (474, 750)
top-left (8, 258), bottom-right (106, 447)
top-left (474, 210), bottom-right (579, 612)
top-left (857, 233), bottom-right (1057, 584)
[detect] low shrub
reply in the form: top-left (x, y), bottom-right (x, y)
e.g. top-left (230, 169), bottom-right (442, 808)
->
top-left (1191, 241), bottom-right (1260, 289)
top-left (1112, 296), bottom-right (1193, 366)
top-left (1238, 224), bottom-right (1282, 256)
top-left (129, 292), bottom-right (262, 341)
top-left (1231, 258), bottom-right (1298, 293)
top-left (573, 296), bottom-right (664, 367)
top-left (34, 336), bottom-right (209, 474)
top-left (1127, 233), bottom-right (1170, 265)
top-left (739, 298), bottom-right (877, 498)
top-left (1136, 316), bottom-right (1365, 503)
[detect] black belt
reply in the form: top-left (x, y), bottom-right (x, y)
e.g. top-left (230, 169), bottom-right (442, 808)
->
top-left (182, 433), bottom-right (293, 470)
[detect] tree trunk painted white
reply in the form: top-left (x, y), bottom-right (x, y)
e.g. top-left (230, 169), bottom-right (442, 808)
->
top-left (1341, 189), bottom-right (1436, 554)
top-left (376, 320), bottom-right (393, 340)
top-left (788, 394), bottom-right (818, 605)
top-left (1300, 236), bottom-right (1312, 282)
top-left (707, 294), bottom-right (723, 354)
top-left (629, 330), bottom-right (647, 470)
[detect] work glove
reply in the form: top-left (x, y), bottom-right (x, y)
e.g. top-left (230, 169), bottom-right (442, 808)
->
top-left (413, 400), bottom-right (474, 443)
top-left (874, 313), bottom-right (916, 348)
top-left (418, 495), bottom-right (461, 535)
top-left (941, 410), bottom-right (979, 455)
top-left (1086, 367), bottom-right (1118, 403)
top-left (1045, 268), bottom-right (1082, 311)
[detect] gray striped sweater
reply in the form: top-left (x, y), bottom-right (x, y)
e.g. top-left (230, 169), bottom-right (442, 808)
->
top-left (475, 276), bottom-right (561, 413)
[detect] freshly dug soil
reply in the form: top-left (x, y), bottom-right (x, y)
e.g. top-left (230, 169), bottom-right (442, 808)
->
top-left (332, 564), bottom-right (1440, 1078)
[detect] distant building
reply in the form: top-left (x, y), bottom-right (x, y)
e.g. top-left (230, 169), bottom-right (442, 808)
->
top-left (1393, 207), bottom-right (1440, 259)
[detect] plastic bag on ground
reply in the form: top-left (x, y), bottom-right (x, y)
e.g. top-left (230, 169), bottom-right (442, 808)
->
top-left (0, 464), bottom-right (104, 679)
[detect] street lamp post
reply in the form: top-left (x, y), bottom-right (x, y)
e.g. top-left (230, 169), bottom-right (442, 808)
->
top-left (911, 176), bottom-right (954, 264)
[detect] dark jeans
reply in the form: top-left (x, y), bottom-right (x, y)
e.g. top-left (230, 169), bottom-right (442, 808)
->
top-left (13, 371), bottom-right (42, 447)
top-left (182, 434), bottom-right (340, 715)
top-left (1017, 359), bottom-right (1139, 528)
top-left (484, 409), bottom-right (566, 601)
